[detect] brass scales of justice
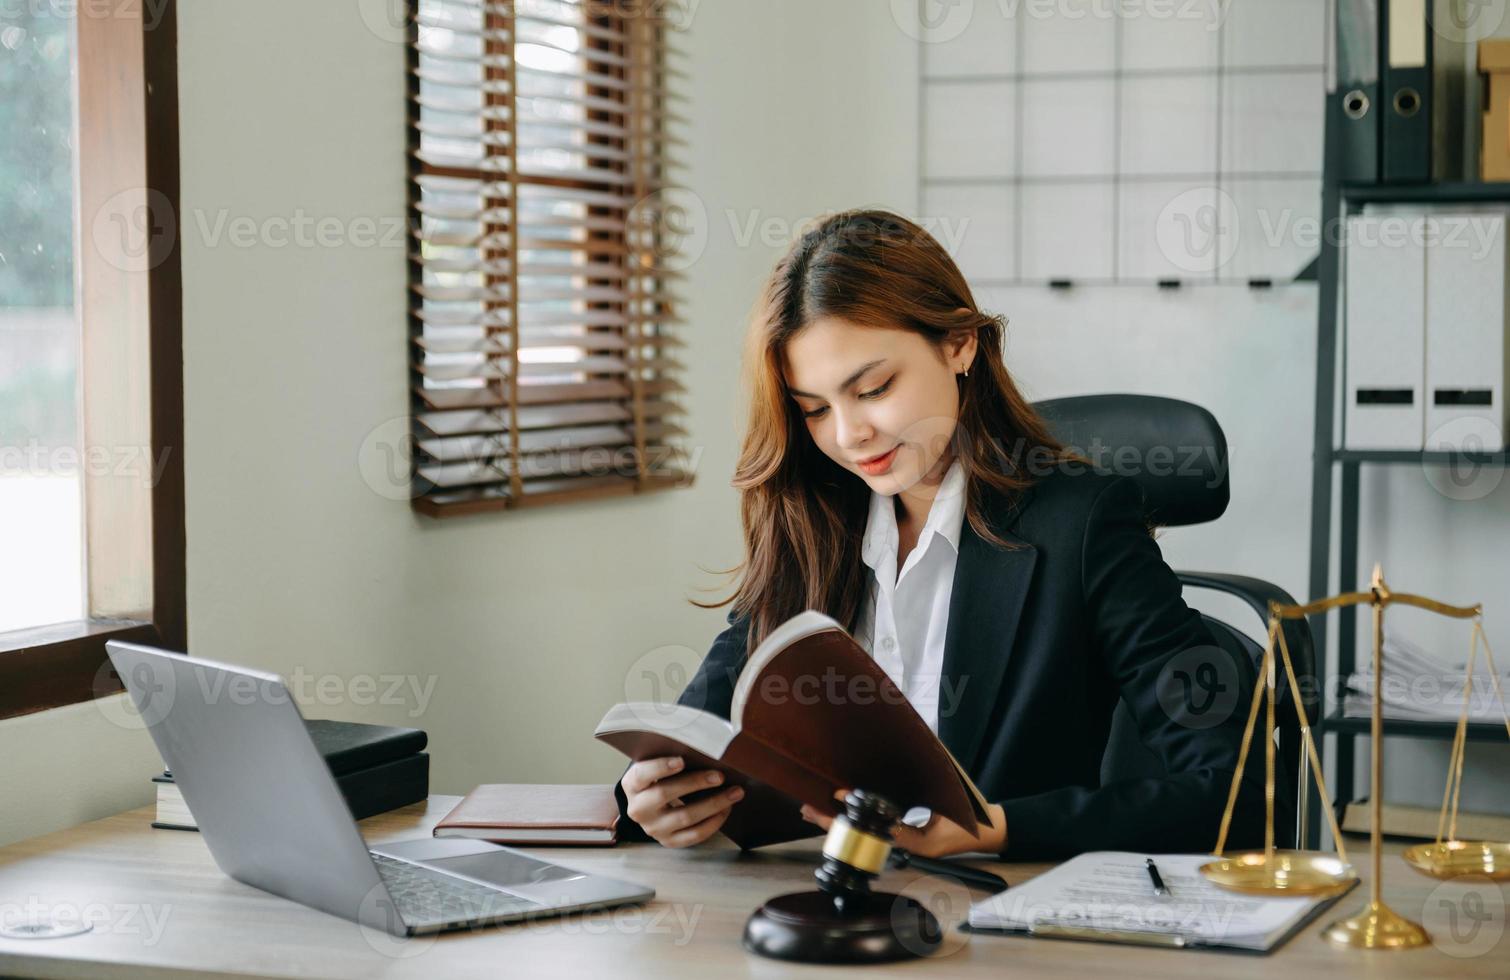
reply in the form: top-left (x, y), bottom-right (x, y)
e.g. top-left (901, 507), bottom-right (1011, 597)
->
top-left (1197, 564), bottom-right (1510, 951)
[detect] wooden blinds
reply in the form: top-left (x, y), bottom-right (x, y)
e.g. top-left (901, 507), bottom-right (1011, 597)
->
top-left (406, 0), bottom-right (692, 516)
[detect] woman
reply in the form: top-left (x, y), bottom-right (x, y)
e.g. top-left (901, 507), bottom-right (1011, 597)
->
top-left (618, 209), bottom-right (1270, 859)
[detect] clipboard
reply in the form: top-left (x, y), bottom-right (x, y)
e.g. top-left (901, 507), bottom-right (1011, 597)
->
top-left (964, 876), bottom-right (1358, 955)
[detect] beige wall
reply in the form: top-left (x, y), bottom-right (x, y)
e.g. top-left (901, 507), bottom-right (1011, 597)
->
top-left (0, 0), bottom-right (919, 848)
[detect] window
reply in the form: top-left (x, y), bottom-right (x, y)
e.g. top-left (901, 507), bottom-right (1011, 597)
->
top-left (407, 0), bottom-right (693, 515)
top-left (0, 2), bottom-right (185, 720)
top-left (1, 8), bottom-right (81, 634)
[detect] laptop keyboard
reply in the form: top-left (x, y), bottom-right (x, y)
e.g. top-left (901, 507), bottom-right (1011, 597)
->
top-left (371, 852), bottom-right (544, 927)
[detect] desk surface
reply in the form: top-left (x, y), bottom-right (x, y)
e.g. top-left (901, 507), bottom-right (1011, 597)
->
top-left (0, 796), bottom-right (1502, 978)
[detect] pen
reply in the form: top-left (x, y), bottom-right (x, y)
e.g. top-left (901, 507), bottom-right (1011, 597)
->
top-left (1145, 858), bottom-right (1170, 897)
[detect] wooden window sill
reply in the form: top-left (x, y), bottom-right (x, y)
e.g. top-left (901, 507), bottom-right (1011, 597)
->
top-left (0, 619), bottom-right (160, 721)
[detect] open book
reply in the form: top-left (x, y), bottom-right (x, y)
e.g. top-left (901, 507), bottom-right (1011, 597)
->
top-left (594, 610), bottom-right (991, 849)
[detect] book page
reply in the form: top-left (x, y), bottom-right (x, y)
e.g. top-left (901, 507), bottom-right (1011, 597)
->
top-left (728, 609), bottom-right (844, 728)
top-left (969, 852), bottom-right (1324, 950)
top-left (593, 702), bottom-right (735, 760)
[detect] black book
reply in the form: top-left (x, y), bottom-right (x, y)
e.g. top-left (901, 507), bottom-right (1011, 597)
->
top-left (1380, 0), bottom-right (1432, 183)
top-left (1336, 0), bottom-right (1380, 184)
top-left (151, 719), bottom-right (429, 830)
top-left (335, 752), bottom-right (430, 822)
top-left (304, 719), bottom-right (428, 776)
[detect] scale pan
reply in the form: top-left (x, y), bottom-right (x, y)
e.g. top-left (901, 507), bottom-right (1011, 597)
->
top-left (1403, 840), bottom-right (1510, 880)
top-left (1200, 850), bottom-right (1358, 896)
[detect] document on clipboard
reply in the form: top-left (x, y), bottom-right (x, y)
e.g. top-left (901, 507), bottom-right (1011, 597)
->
top-left (967, 852), bottom-right (1356, 954)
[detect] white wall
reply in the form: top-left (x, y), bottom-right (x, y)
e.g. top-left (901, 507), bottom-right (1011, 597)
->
top-left (0, 0), bottom-right (919, 848)
top-left (985, 283), bottom-right (1318, 606)
top-left (6, 0), bottom-right (1507, 850)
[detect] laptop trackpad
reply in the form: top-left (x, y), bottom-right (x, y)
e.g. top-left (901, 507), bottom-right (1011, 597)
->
top-left (429, 850), bottom-right (587, 888)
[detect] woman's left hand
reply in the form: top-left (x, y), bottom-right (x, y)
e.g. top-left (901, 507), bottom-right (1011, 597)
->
top-left (799, 791), bottom-right (1008, 859)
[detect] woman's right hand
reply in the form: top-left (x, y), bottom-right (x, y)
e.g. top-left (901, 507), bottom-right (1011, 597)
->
top-left (620, 756), bottom-right (745, 847)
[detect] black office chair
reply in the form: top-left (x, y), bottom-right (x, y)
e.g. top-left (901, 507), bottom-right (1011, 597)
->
top-left (1033, 394), bottom-right (1317, 850)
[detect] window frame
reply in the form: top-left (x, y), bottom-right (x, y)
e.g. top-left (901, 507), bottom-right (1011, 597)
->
top-left (0, 0), bottom-right (185, 720)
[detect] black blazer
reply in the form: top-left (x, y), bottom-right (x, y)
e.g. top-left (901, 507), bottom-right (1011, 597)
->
top-left (618, 465), bottom-right (1274, 859)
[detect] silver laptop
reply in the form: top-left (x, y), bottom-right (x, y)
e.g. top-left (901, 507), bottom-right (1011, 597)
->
top-left (107, 640), bottom-right (652, 936)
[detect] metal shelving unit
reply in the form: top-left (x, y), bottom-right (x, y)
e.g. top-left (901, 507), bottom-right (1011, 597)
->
top-left (1305, 41), bottom-right (1510, 849)
top-left (1341, 180), bottom-right (1510, 203)
top-left (1323, 715), bottom-right (1510, 742)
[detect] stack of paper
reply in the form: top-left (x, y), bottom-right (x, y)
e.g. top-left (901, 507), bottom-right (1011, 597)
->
top-left (1341, 632), bottom-right (1510, 723)
top-left (968, 852), bottom-right (1348, 952)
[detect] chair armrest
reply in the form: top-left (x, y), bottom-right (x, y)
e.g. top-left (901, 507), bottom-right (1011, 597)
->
top-left (1176, 570), bottom-right (1317, 710)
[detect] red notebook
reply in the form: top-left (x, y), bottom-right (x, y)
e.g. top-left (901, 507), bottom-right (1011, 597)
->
top-left (594, 610), bottom-right (990, 849)
top-left (433, 784), bottom-right (620, 845)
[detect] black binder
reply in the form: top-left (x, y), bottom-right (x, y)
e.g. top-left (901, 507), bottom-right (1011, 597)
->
top-left (1380, 0), bottom-right (1431, 182)
top-left (1337, 0), bottom-right (1380, 184)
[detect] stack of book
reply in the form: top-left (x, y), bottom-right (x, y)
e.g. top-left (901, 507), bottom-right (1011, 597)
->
top-left (152, 719), bottom-right (428, 830)
top-left (1341, 633), bottom-right (1510, 723)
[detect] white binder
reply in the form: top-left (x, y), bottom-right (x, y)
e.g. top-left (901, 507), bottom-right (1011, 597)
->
top-left (1345, 213), bottom-right (1426, 450)
top-left (1424, 212), bottom-right (1509, 452)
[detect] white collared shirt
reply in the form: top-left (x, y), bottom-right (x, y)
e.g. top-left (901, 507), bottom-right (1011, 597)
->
top-left (853, 458), bottom-right (967, 734)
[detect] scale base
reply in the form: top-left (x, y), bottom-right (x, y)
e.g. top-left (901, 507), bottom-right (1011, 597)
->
top-left (1323, 901), bottom-right (1431, 950)
top-left (742, 890), bottom-right (941, 963)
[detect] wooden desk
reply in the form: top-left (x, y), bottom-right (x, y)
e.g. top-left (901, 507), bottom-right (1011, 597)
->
top-left (0, 796), bottom-right (1502, 978)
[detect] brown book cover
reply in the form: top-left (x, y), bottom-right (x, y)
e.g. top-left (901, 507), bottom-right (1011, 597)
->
top-left (433, 784), bottom-right (620, 845)
top-left (594, 610), bottom-right (991, 850)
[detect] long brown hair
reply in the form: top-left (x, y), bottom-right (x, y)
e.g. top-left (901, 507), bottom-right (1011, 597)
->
top-left (696, 209), bottom-right (1075, 651)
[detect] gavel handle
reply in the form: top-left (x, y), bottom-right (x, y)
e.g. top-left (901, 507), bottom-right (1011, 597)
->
top-left (888, 850), bottom-right (1009, 894)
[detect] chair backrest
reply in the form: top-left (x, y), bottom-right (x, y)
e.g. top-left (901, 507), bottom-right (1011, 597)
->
top-left (1032, 394), bottom-right (1305, 848)
top-left (1033, 393), bottom-right (1230, 527)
